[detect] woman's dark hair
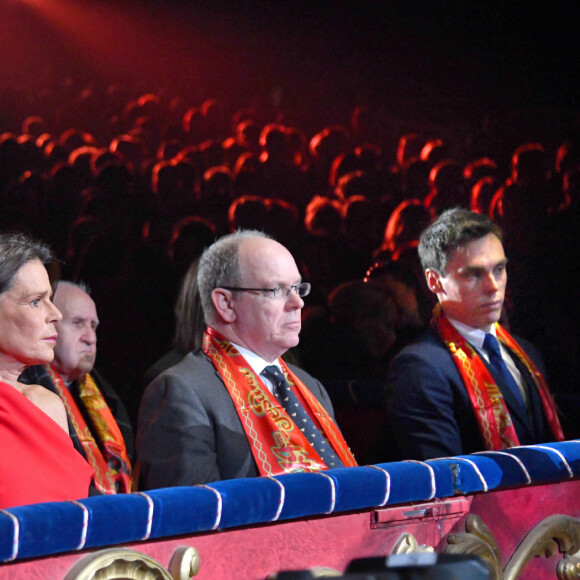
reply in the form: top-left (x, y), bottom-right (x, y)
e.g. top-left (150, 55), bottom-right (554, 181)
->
top-left (0, 232), bottom-right (54, 295)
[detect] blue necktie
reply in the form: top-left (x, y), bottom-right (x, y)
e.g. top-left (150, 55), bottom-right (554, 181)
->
top-left (261, 365), bottom-right (342, 468)
top-left (483, 333), bottom-right (523, 403)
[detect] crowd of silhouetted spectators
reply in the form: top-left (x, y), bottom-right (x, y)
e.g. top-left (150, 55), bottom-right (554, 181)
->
top-left (1, 80), bottom-right (579, 459)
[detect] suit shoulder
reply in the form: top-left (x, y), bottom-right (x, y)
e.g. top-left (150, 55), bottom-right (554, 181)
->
top-left (152, 350), bottom-right (214, 380)
top-left (143, 350), bottom-right (221, 398)
top-left (392, 328), bottom-right (449, 362)
top-left (287, 362), bottom-right (320, 387)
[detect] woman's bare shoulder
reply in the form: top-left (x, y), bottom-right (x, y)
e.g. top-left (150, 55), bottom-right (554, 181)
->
top-left (18, 383), bottom-right (69, 434)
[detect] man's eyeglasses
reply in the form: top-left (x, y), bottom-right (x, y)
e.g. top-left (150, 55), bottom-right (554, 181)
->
top-left (219, 282), bottom-right (311, 299)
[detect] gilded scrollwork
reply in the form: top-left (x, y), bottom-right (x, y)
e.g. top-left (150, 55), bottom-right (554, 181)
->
top-left (445, 514), bottom-right (502, 579)
top-left (391, 533), bottom-right (435, 555)
top-left (63, 548), bottom-right (173, 580)
top-left (444, 513), bottom-right (580, 580)
top-left (504, 514), bottom-right (580, 580)
top-left (558, 551), bottom-right (580, 580)
top-left (168, 546), bottom-right (201, 579)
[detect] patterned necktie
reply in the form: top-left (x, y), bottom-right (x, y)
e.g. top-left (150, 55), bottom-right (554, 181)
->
top-left (261, 365), bottom-right (342, 468)
top-left (483, 333), bottom-right (523, 403)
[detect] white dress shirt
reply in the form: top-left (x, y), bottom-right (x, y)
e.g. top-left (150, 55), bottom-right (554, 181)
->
top-left (447, 318), bottom-right (528, 404)
top-left (230, 343), bottom-right (282, 394)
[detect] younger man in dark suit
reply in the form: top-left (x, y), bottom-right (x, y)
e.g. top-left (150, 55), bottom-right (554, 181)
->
top-left (137, 230), bottom-right (356, 489)
top-left (376, 208), bottom-right (563, 461)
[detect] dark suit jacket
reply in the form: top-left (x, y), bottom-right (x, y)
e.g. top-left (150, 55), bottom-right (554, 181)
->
top-left (373, 327), bottom-right (555, 462)
top-left (136, 349), bottom-right (337, 490)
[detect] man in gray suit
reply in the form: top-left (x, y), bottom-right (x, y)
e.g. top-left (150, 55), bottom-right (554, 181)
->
top-left (136, 230), bottom-right (355, 489)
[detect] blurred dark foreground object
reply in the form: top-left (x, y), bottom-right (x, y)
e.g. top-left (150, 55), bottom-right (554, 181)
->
top-left (275, 553), bottom-right (490, 579)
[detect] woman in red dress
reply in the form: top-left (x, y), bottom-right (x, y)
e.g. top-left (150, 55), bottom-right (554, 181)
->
top-left (0, 233), bottom-right (93, 509)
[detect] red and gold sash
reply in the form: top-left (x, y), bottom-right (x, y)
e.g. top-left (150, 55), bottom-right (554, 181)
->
top-left (202, 328), bottom-right (357, 476)
top-left (47, 365), bottom-right (133, 494)
top-left (432, 306), bottom-right (564, 450)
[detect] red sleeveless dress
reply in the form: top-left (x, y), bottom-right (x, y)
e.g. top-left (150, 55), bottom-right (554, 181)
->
top-left (0, 381), bottom-right (93, 509)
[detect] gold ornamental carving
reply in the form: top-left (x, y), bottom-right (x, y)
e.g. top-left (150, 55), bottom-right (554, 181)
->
top-left (169, 546), bottom-right (201, 579)
top-left (391, 533), bottom-right (435, 555)
top-left (504, 514), bottom-right (580, 580)
top-left (444, 513), bottom-right (580, 580)
top-left (64, 548), bottom-right (173, 580)
top-left (64, 546), bottom-right (201, 580)
top-left (445, 514), bottom-right (502, 579)
top-left (559, 551), bottom-right (580, 580)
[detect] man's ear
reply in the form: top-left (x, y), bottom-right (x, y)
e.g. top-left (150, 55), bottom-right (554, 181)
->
top-left (211, 288), bottom-right (237, 323)
top-left (425, 268), bottom-right (443, 295)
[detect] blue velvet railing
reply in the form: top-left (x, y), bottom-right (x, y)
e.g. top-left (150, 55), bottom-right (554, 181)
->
top-left (1, 440), bottom-right (579, 563)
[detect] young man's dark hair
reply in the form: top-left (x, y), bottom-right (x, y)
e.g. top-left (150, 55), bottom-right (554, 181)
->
top-left (418, 207), bottom-right (502, 274)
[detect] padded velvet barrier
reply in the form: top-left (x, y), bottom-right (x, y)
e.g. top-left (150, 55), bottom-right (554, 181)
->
top-left (146, 486), bottom-right (223, 539)
top-left (207, 477), bottom-right (288, 528)
top-left (0, 502), bottom-right (87, 561)
top-left (505, 446), bottom-right (575, 482)
top-left (373, 461), bottom-right (438, 504)
top-left (540, 441), bottom-right (580, 475)
top-left (79, 494), bottom-right (154, 548)
top-left (2, 441), bottom-right (580, 563)
top-left (427, 455), bottom-right (505, 494)
top-left (323, 467), bottom-right (393, 512)
top-left (471, 451), bottom-right (534, 487)
top-left (273, 472), bottom-right (337, 521)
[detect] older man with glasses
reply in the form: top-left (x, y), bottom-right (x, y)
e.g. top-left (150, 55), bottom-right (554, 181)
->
top-left (136, 230), bottom-right (356, 489)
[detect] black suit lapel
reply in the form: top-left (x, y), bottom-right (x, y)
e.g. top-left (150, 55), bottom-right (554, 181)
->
top-left (480, 350), bottom-right (536, 443)
top-left (510, 353), bottom-right (547, 442)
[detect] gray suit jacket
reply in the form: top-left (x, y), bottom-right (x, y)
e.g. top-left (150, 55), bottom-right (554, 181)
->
top-left (136, 349), bottom-right (337, 489)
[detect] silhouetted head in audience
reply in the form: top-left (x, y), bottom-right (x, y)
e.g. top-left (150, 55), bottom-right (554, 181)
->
top-left (309, 125), bottom-right (350, 187)
top-left (328, 279), bottom-right (397, 363)
top-left (228, 195), bottom-right (269, 232)
top-left (201, 166), bottom-right (235, 216)
top-left (511, 143), bottom-right (550, 189)
top-left (304, 196), bottom-right (343, 238)
top-left (379, 199), bottom-right (433, 257)
top-left (420, 139), bottom-right (448, 168)
top-left (463, 157), bottom-right (498, 192)
top-left (235, 119), bottom-right (261, 153)
top-left (329, 152), bottom-right (361, 188)
top-left (233, 152), bottom-right (262, 197)
top-left (168, 216), bottom-right (217, 278)
top-left (198, 139), bottom-right (226, 170)
top-left (401, 157), bottom-right (431, 201)
top-left (60, 128), bottom-right (95, 154)
top-left (396, 133), bottom-right (423, 169)
top-left (342, 195), bottom-right (387, 262)
top-left (69, 146), bottom-right (99, 185)
top-left (265, 198), bottom-right (300, 246)
top-left (563, 168), bottom-right (580, 208)
top-left (21, 116), bottom-right (46, 138)
top-left (335, 170), bottom-right (382, 203)
top-left (110, 134), bottom-right (147, 172)
top-left (425, 159), bottom-right (468, 215)
top-left (200, 98), bottom-right (229, 141)
top-left (471, 176), bottom-right (501, 216)
top-left (365, 260), bottom-right (427, 342)
top-left (172, 258), bottom-right (205, 353)
top-left (259, 124), bottom-right (289, 164)
top-left (499, 143), bottom-right (556, 243)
